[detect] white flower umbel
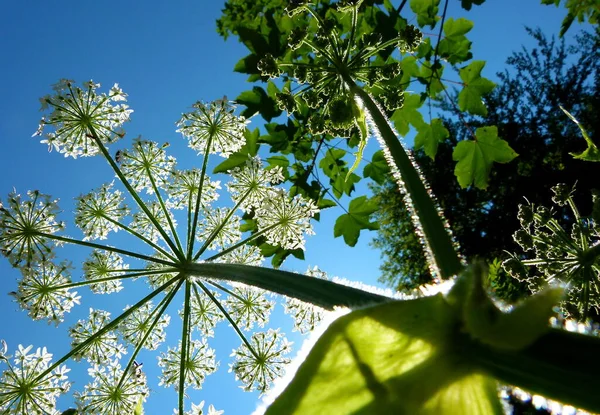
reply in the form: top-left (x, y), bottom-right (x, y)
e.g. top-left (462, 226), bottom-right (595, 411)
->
top-left (226, 156), bottom-right (285, 212)
top-left (75, 182), bottom-right (129, 241)
top-left (256, 190), bottom-right (319, 250)
top-left (230, 329), bottom-right (292, 393)
top-left (0, 344), bottom-right (71, 415)
top-left (18, 260), bottom-right (81, 325)
top-left (34, 79), bottom-right (132, 158)
top-left (158, 339), bottom-right (217, 391)
top-left (119, 302), bottom-right (170, 350)
top-left (120, 138), bottom-right (176, 194)
top-left (196, 207), bottom-right (241, 250)
top-left (69, 308), bottom-right (127, 364)
top-left (167, 169), bottom-right (221, 210)
top-left (0, 190), bottom-right (64, 267)
top-left (225, 286), bottom-right (274, 331)
top-left (75, 359), bottom-right (148, 415)
top-left (83, 250), bottom-right (128, 294)
top-left (177, 100), bottom-right (249, 157)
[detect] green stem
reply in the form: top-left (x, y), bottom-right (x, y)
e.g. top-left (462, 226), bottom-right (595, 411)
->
top-left (39, 233), bottom-right (175, 266)
top-left (196, 282), bottom-right (260, 359)
top-left (347, 83), bottom-right (462, 279)
top-left (178, 280), bottom-right (192, 414)
top-left (86, 125), bottom-right (184, 261)
top-left (187, 134), bottom-right (213, 259)
top-left (144, 164), bottom-right (184, 254)
top-left (50, 268), bottom-right (179, 291)
top-left (203, 224), bottom-right (278, 262)
top-left (184, 262), bottom-right (390, 310)
top-left (464, 328), bottom-right (600, 413)
top-left (118, 279), bottom-right (183, 388)
top-left (101, 213), bottom-right (178, 261)
top-left (193, 187), bottom-right (252, 260)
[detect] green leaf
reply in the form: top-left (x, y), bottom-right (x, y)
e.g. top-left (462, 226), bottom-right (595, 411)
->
top-left (363, 150), bottom-right (390, 185)
top-left (420, 62), bottom-right (445, 97)
top-left (346, 101), bottom-right (369, 180)
top-left (460, 0), bottom-right (485, 10)
top-left (134, 396), bottom-right (144, 415)
top-left (391, 93), bottom-right (425, 136)
top-left (410, 0), bottom-right (440, 28)
top-left (212, 128), bottom-right (260, 173)
top-left (452, 126), bottom-right (518, 189)
top-left (414, 118), bottom-right (449, 159)
top-left (60, 410), bottom-right (78, 415)
top-left (233, 53), bottom-right (259, 75)
top-left (334, 196), bottom-right (379, 246)
top-left (560, 106), bottom-right (600, 161)
top-left (457, 61), bottom-right (495, 116)
top-left (436, 18), bottom-right (473, 64)
top-left (266, 294), bottom-right (503, 415)
top-left (235, 86), bottom-right (281, 121)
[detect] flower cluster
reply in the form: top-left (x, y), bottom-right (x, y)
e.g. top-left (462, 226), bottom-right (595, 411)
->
top-left (75, 359), bottom-right (149, 415)
top-left (34, 79), bottom-right (132, 158)
top-left (503, 184), bottom-right (600, 319)
top-left (0, 80), bottom-right (325, 413)
top-left (0, 343), bottom-right (71, 415)
top-left (285, 266), bottom-right (328, 333)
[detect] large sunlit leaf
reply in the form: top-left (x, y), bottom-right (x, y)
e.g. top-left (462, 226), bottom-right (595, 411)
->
top-left (437, 18), bottom-right (474, 64)
top-left (457, 61), bottom-right (495, 116)
top-left (452, 126), bottom-right (518, 189)
top-left (266, 294), bottom-right (503, 415)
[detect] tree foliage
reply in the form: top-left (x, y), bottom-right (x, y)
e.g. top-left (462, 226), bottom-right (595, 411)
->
top-left (372, 29), bottom-right (600, 301)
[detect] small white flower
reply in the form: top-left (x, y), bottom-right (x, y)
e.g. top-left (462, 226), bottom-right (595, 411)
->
top-left (119, 302), bottom-right (170, 350)
top-left (69, 308), bottom-right (126, 364)
top-left (74, 182), bottom-right (129, 241)
top-left (158, 339), bottom-right (217, 391)
top-left (120, 138), bottom-right (176, 194)
top-left (82, 250), bottom-right (128, 294)
top-left (225, 285), bottom-right (274, 331)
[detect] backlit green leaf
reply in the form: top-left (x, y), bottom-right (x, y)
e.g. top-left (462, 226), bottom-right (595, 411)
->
top-left (410, 0), bottom-right (440, 28)
top-left (391, 93), bottom-right (425, 136)
top-left (414, 118), bottom-right (449, 159)
top-left (363, 150), bottom-right (390, 185)
top-left (457, 61), bottom-right (495, 116)
top-left (334, 196), bottom-right (379, 246)
top-left (452, 126), bottom-right (518, 189)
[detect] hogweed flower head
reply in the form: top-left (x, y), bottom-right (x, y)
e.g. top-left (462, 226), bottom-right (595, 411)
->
top-left (82, 250), bottom-right (128, 294)
top-left (75, 182), bottom-right (129, 240)
top-left (34, 79), bottom-right (132, 158)
top-left (158, 339), bottom-right (217, 391)
top-left (177, 100), bottom-right (250, 157)
top-left (0, 343), bottom-right (71, 415)
top-left (503, 184), bottom-right (600, 319)
top-left (230, 329), bottom-right (292, 394)
top-left (69, 308), bottom-right (127, 364)
top-left (0, 190), bottom-right (64, 266)
top-left (75, 359), bottom-right (148, 415)
top-left (17, 260), bottom-right (81, 325)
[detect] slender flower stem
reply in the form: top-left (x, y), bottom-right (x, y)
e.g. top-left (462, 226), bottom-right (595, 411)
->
top-left (101, 213), bottom-right (178, 261)
top-left (38, 232), bottom-right (176, 266)
top-left (196, 282), bottom-right (259, 359)
top-left (118, 279), bottom-right (183, 388)
top-left (347, 82), bottom-right (462, 279)
top-left (49, 268), bottom-right (180, 292)
top-left (178, 279), bottom-right (192, 414)
top-left (86, 125), bottom-right (185, 261)
top-left (33, 274), bottom-right (182, 382)
top-left (187, 134), bottom-right (214, 259)
top-left (206, 280), bottom-right (245, 302)
top-left (144, 164), bottom-right (185, 255)
top-left (193, 187), bottom-right (253, 261)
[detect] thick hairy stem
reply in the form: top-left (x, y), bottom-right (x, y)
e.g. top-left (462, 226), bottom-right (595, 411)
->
top-left (464, 328), bottom-right (600, 413)
top-left (184, 262), bottom-right (390, 310)
top-left (347, 82), bottom-right (462, 279)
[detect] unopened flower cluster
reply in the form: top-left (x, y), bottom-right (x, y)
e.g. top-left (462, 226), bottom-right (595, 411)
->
top-left (503, 183), bottom-right (600, 319)
top-left (0, 80), bottom-right (326, 414)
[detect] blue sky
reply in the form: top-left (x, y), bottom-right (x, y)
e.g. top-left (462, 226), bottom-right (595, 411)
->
top-left (0, 1), bottom-right (588, 414)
